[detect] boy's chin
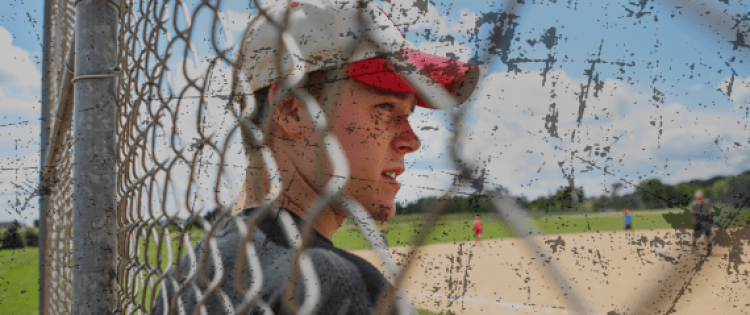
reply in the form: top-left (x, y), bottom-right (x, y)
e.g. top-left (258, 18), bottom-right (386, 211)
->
top-left (369, 203), bottom-right (395, 222)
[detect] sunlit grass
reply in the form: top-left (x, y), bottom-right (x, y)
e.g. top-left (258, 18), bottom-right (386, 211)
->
top-left (0, 248), bottom-right (39, 315)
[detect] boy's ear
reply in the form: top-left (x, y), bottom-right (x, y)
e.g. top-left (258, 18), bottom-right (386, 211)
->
top-left (269, 83), bottom-right (302, 136)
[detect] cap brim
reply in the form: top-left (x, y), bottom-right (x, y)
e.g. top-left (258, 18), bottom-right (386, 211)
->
top-left (346, 49), bottom-right (479, 109)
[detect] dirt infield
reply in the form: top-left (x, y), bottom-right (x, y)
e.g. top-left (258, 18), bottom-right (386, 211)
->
top-left (351, 227), bottom-right (750, 314)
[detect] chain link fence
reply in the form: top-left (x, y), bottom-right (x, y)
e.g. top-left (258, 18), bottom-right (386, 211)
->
top-left (40, 0), bottom-right (76, 314)
top-left (38, 0), bottom-right (750, 314)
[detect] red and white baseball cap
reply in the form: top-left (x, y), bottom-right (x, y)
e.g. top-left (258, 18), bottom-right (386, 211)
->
top-left (235, 0), bottom-right (479, 109)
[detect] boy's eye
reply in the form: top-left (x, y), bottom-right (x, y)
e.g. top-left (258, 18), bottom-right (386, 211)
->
top-left (376, 103), bottom-right (395, 112)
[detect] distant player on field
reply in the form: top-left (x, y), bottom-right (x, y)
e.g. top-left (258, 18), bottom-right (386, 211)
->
top-left (474, 215), bottom-right (483, 245)
top-left (380, 220), bottom-right (389, 247)
top-left (689, 190), bottom-right (714, 255)
top-left (623, 208), bottom-right (632, 230)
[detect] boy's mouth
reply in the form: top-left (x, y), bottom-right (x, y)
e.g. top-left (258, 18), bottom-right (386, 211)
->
top-left (381, 168), bottom-right (404, 189)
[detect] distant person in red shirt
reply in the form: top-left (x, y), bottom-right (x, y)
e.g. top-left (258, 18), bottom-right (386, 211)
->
top-left (380, 220), bottom-right (388, 247)
top-left (474, 215), bottom-right (483, 245)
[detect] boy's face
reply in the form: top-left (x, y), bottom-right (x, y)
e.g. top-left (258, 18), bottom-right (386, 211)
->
top-left (294, 78), bottom-right (420, 222)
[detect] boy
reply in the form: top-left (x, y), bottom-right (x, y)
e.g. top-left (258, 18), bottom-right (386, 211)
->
top-left (153, 0), bottom-right (479, 314)
top-left (623, 208), bottom-right (633, 230)
top-left (380, 220), bottom-right (389, 247)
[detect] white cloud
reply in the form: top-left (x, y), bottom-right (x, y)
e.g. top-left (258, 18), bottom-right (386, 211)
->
top-left (121, 55), bottom-right (246, 219)
top-left (0, 27), bottom-right (41, 116)
top-left (0, 122), bottom-right (39, 147)
top-left (0, 27), bottom-right (40, 90)
top-left (416, 41), bottom-right (472, 61)
top-left (396, 168), bottom-right (474, 204)
top-left (408, 107), bottom-right (453, 163)
top-left (0, 27), bottom-right (42, 226)
top-left (719, 75), bottom-right (750, 111)
top-left (0, 153), bottom-right (40, 226)
top-left (224, 9), bottom-right (254, 32)
top-left (403, 69), bottom-right (750, 202)
top-left (382, 2), bottom-right (479, 36)
top-left (0, 89), bottom-right (41, 116)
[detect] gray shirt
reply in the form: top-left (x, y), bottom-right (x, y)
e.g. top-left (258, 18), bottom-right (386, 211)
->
top-left (152, 207), bottom-right (394, 314)
top-left (690, 199), bottom-right (713, 218)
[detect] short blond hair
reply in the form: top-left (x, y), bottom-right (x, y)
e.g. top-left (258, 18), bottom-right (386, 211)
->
top-left (695, 190), bottom-right (705, 198)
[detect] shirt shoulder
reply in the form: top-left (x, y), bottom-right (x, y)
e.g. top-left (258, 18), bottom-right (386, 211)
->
top-left (307, 242), bottom-right (392, 308)
top-left (153, 208), bottom-right (394, 315)
top-left (245, 209), bottom-right (392, 314)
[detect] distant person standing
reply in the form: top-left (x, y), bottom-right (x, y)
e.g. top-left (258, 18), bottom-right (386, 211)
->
top-left (623, 208), bottom-right (633, 230)
top-left (473, 215), bottom-right (483, 245)
top-left (689, 190), bottom-right (714, 255)
top-left (380, 220), bottom-right (388, 247)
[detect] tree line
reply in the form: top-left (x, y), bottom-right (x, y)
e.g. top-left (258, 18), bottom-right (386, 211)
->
top-left (395, 195), bottom-right (495, 215)
top-left (591, 170), bottom-right (750, 212)
top-left (395, 170), bottom-right (750, 215)
top-left (0, 221), bottom-right (39, 250)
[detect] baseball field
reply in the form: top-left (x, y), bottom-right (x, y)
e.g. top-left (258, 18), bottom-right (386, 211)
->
top-left (339, 210), bottom-right (750, 315)
top-left (331, 209), bottom-right (705, 250)
top-left (1, 209), bottom-right (748, 314)
top-left (353, 227), bottom-right (750, 314)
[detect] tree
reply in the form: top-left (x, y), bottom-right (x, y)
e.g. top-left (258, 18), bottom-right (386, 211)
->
top-left (24, 229), bottom-right (39, 247)
top-left (1, 222), bottom-right (27, 250)
top-left (673, 183), bottom-right (697, 207)
top-left (188, 208), bottom-right (221, 230)
top-left (399, 200), bottom-right (421, 214)
top-left (611, 182), bottom-right (623, 198)
top-left (463, 195), bottom-right (492, 213)
top-left (712, 173), bottom-right (750, 206)
top-left (637, 179), bottom-right (680, 209)
top-left (204, 209), bottom-right (218, 223)
top-left (527, 196), bottom-right (551, 212)
top-left (550, 187), bottom-right (585, 210)
top-left (611, 195), bottom-right (642, 210)
top-left (419, 197), bottom-right (439, 213)
top-left (592, 195), bottom-right (611, 211)
top-left (522, 187), bottom-right (584, 213)
top-left (395, 202), bottom-right (406, 214)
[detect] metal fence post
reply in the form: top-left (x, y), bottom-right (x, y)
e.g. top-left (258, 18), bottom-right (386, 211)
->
top-left (72, 0), bottom-right (119, 314)
top-left (39, 0), bottom-right (52, 313)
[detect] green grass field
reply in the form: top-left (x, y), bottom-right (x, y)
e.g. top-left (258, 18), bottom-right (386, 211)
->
top-left (2, 207), bottom-right (746, 314)
top-left (333, 213), bottom-right (515, 250)
top-left (536, 210), bottom-right (688, 234)
top-left (0, 248), bottom-right (39, 315)
top-left (332, 209), bottom-right (700, 250)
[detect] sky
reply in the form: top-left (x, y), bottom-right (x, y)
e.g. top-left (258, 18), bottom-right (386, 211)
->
top-left (1, 0), bottom-right (750, 226)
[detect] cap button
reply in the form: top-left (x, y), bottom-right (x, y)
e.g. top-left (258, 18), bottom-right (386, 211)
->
top-left (291, 1), bottom-right (300, 7)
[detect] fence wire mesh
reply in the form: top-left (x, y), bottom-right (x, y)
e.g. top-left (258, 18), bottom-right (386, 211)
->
top-left (43, 126), bottom-right (75, 315)
top-left (39, 0), bottom-right (750, 314)
top-left (41, 0), bottom-right (76, 314)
